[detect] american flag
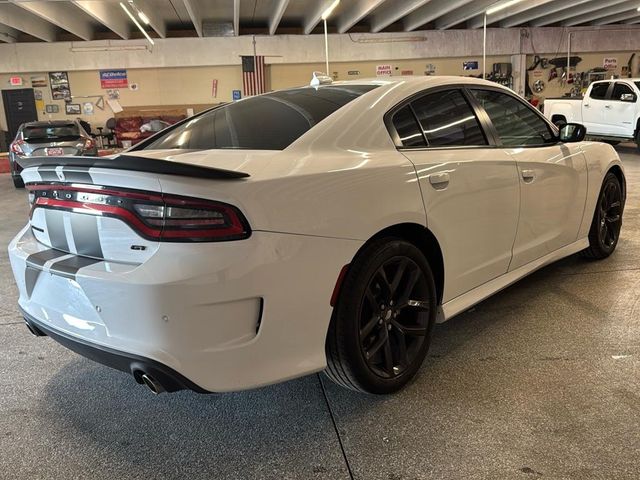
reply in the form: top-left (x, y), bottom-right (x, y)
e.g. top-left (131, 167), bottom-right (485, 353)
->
top-left (242, 55), bottom-right (266, 97)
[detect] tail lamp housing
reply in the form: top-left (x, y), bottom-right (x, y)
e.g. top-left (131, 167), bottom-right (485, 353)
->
top-left (26, 184), bottom-right (251, 242)
top-left (10, 139), bottom-right (25, 155)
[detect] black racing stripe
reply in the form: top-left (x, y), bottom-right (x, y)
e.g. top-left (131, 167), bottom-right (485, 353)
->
top-left (37, 166), bottom-right (93, 184)
top-left (38, 168), bottom-right (60, 182)
top-left (44, 209), bottom-right (70, 252)
top-left (70, 214), bottom-right (103, 258)
top-left (25, 249), bottom-right (69, 269)
top-left (49, 256), bottom-right (102, 279)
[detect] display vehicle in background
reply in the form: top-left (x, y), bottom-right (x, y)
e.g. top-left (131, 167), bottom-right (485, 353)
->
top-left (544, 78), bottom-right (640, 150)
top-left (9, 120), bottom-right (98, 188)
top-left (9, 76), bottom-right (625, 395)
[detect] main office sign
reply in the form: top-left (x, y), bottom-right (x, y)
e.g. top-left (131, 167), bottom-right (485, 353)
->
top-left (100, 70), bottom-right (128, 89)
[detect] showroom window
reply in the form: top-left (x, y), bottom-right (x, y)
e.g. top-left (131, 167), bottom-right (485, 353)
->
top-left (144, 85), bottom-right (378, 151)
top-left (409, 89), bottom-right (487, 147)
top-left (392, 105), bottom-right (426, 147)
top-left (612, 83), bottom-right (635, 101)
top-left (470, 89), bottom-right (556, 147)
top-left (589, 82), bottom-right (610, 100)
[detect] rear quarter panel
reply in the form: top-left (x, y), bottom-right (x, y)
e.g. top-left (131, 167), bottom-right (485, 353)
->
top-left (544, 99), bottom-right (582, 123)
top-left (577, 141), bottom-right (625, 239)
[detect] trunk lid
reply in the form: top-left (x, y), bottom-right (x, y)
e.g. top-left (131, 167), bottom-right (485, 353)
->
top-left (20, 150), bottom-right (260, 265)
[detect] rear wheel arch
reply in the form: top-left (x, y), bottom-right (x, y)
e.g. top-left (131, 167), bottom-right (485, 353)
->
top-left (349, 223), bottom-right (444, 305)
top-left (607, 164), bottom-right (626, 202)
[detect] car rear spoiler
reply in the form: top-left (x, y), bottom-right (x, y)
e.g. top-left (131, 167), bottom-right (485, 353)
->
top-left (17, 154), bottom-right (250, 180)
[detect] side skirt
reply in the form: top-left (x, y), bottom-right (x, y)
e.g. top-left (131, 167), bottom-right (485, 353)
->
top-left (438, 238), bottom-right (589, 323)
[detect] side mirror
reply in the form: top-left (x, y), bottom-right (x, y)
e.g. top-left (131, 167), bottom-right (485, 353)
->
top-left (620, 93), bottom-right (637, 102)
top-left (559, 123), bottom-right (586, 143)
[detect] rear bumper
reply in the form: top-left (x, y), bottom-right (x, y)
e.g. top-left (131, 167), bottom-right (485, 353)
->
top-left (22, 309), bottom-right (208, 393)
top-left (9, 226), bottom-right (361, 392)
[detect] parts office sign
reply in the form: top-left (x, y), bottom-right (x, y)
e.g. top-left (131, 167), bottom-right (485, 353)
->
top-left (100, 70), bottom-right (128, 89)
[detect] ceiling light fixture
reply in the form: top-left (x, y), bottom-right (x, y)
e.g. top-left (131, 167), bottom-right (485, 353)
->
top-left (486, 0), bottom-right (525, 16)
top-left (120, 2), bottom-right (154, 45)
top-left (321, 0), bottom-right (340, 20)
top-left (138, 11), bottom-right (150, 24)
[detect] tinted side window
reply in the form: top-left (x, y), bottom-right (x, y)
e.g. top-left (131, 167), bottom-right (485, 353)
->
top-left (410, 90), bottom-right (487, 147)
top-left (590, 83), bottom-right (610, 100)
top-left (612, 83), bottom-right (634, 101)
top-left (471, 89), bottom-right (555, 146)
top-left (392, 106), bottom-right (426, 147)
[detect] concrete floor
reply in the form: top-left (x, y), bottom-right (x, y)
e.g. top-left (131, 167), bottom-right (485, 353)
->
top-left (1, 146), bottom-right (639, 480)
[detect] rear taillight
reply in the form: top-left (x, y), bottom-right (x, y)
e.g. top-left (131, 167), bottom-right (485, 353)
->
top-left (26, 184), bottom-right (250, 242)
top-left (10, 139), bottom-right (25, 155)
top-left (83, 138), bottom-right (96, 151)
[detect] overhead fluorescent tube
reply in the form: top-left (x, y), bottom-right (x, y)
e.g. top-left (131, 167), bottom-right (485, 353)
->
top-left (321, 0), bottom-right (340, 20)
top-left (486, 0), bottom-right (525, 16)
top-left (120, 2), bottom-right (154, 45)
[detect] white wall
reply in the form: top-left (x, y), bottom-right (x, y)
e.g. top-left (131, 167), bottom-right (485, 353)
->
top-left (1, 26), bottom-right (639, 73)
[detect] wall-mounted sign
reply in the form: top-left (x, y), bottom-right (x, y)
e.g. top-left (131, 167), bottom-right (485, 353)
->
top-left (376, 64), bottom-right (392, 76)
top-left (9, 76), bottom-right (23, 86)
top-left (65, 103), bottom-right (81, 115)
top-left (31, 75), bottom-right (47, 87)
top-left (232, 89), bottom-right (242, 101)
top-left (603, 57), bottom-right (617, 70)
top-left (212, 79), bottom-right (218, 98)
top-left (49, 71), bottom-right (71, 100)
top-left (463, 61), bottom-right (479, 71)
top-left (347, 70), bottom-right (360, 76)
top-left (45, 104), bottom-right (59, 114)
top-left (83, 102), bottom-right (94, 115)
top-left (34, 90), bottom-right (43, 101)
top-left (425, 63), bottom-right (436, 75)
top-left (401, 70), bottom-right (414, 76)
top-left (100, 69), bottom-right (128, 89)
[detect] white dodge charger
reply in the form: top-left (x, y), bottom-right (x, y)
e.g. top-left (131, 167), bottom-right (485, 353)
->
top-left (9, 76), bottom-right (625, 395)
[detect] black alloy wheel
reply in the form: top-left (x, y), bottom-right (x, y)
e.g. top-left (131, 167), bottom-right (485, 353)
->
top-left (359, 257), bottom-right (430, 379)
top-left (325, 238), bottom-right (437, 394)
top-left (583, 172), bottom-right (623, 259)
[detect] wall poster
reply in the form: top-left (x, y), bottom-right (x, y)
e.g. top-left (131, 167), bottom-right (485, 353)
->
top-left (49, 71), bottom-right (71, 100)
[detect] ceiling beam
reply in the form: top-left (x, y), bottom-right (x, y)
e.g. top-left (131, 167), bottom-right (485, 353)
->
top-left (131, 0), bottom-right (166, 38)
top-left (337, 0), bottom-right (386, 33)
top-left (303, 0), bottom-right (336, 34)
top-left (0, 23), bottom-right (19, 43)
top-left (624, 16), bottom-right (640, 24)
top-left (11, 0), bottom-right (93, 41)
top-left (0, 3), bottom-right (56, 42)
top-left (233, 0), bottom-right (240, 35)
top-left (500, 0), bottom-right (593, 28)
top-left (561, 0), bottom-right (639, 26)
top-left (404, 0), bottom-right (474, 31)
top-left (370, 0), bottom-right (430, 33)
top-left (71, 1), bottom-right (130, 39)
top-left (467, 0), bottom-right (556, 29)
top-left (591, 9), bottom-right (640, 26)
top-left (531, 0), bottom-right (629, 27)
top-left (435, 0), bottom-right (497, 29)
top-left (269, 0), bottom-right (289, 35)
top-left (182, 0), bottom-right (203, 37)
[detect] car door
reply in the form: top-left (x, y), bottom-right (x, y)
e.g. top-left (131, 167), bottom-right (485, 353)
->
top-left (468, 88), bottom-right (588, 271)
top-left (392, 88), bottom-right (520, 302)
top-left (604, 82), bottom-right (637, 137)
top-left (582, 82), bottom-right (611, 135)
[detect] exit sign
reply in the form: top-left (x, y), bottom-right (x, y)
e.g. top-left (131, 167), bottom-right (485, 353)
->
top-left (9, 76), bottom-right (23, 86)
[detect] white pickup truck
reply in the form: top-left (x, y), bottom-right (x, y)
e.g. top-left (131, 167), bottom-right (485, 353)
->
top-left (544, 78), bottom-right (640, 149)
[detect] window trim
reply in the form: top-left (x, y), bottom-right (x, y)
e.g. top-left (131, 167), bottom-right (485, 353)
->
top-left (384, 84), bottom-right (499, 151)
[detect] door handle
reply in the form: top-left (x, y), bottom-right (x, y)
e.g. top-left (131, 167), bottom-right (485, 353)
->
top-left (604, 105), bottom-right (612, 109)
top-left (521, 169), bottom-right (536, 183)
top-left (584, 104), bottom-right (590, 107)
top-left (428, 172), bottom-right (450, 189)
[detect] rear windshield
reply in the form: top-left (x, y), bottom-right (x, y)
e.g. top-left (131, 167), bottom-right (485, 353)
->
top-left (143, 85), bottom-right (378, 151)
top-left (23, 124), bottom-right (80, 141)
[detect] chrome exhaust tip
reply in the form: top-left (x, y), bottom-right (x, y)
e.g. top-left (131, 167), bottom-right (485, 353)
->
top-left (140, 373), bottom-right (166, 395)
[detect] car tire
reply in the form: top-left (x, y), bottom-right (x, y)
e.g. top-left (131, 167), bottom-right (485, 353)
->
top-left (636, 130), bottom-right (640, 152)
top-left (12, 176), bottom-right (24, 189)
top-left (325, 238), bottom-right (437, 394)
top-left (582, 172), bottom-right (623, 260)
